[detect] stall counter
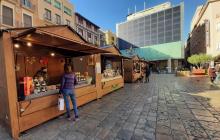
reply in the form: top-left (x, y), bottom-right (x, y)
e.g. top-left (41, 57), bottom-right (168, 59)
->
top-left (101, 75), bottom-right (124, 96)
top-left (18, 84), bottom-right (97, 132)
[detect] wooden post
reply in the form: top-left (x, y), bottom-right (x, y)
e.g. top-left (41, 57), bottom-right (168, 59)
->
top-left (95, 54), bottom-right (102, 99)
top-left (2, 32), bottom-right (20, 139)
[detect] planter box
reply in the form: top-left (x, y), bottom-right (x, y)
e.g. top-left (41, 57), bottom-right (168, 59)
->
top-left (176, 71), bottom-right (190, 77)
top-left (192, 69), bottom-right (206, 75)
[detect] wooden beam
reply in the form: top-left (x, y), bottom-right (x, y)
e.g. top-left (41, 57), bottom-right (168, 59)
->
top-left (2, 32), bottom-right (20, 139)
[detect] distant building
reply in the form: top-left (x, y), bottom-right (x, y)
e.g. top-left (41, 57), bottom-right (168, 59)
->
top-left (104, 30), bottom-right (117, 46)
top-left (189, 0), bottom-right (220, 57)
top-left (75, 12), bottom-right (101, 46)
top-left (117, 2), bottom-right (184, 72)
top-left (0, 0), bottom-right (75, 29)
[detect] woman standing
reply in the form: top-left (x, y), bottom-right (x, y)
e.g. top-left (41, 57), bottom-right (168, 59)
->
top-left (59, 64), bottom-right (79, 121)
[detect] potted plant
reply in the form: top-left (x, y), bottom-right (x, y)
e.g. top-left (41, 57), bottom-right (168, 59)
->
top-left (187, 54), bottom-right (213, 75)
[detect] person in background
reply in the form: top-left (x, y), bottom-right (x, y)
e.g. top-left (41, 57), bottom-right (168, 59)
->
top-left (208, 65), bottom-right (217, 83)
top-left (59, 64), bottom-right (79, 121)
top-left (145, 65), bottom-right (151, 83)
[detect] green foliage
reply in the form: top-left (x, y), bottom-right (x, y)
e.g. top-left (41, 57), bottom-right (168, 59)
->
top-left (187, 54), bottom-right (213, 68)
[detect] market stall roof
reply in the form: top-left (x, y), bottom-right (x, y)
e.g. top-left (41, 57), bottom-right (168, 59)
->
top-left (100, 45), bottom-right (131, 59)
top-left (7, 25), bottom-right (109, 56)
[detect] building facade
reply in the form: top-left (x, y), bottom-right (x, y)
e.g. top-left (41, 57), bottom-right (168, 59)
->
top-left (0, 0), bottom-right (37, 29)
top-left (0, 0), bottom-right (75, 29)
top-left (117, 2), bottom-right (184, 72)
top-left (190, 0), bottom-right (220, 57)
top-left (104, 30), bottom-right (117, 46)
top-left (37, 0), bottom-right (75, 28)
top-left (75, 12), bottom-right (101, 46)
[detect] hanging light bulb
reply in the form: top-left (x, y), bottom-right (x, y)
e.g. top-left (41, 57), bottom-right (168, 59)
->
top-left (50, 52), bottom-right (55, 57)
top-left (27, 42), bottom-right (32, 47)
top-left (14, 43), bottom-right (20, 48)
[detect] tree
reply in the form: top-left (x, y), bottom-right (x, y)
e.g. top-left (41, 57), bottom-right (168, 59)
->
top-left (187, 54), bottom-right (213, 69)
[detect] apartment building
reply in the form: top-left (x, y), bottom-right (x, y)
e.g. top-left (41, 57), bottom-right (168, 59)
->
top-left (0, 0), bottom-right (75, 29)
top-left (75, 12), bottom-right (101, 46)
top-left (190, 0), bottom-right (220, 57)
top-left (38, 0), bottom-right (75, 28)
top-left (0, 0), bottom-right (38, 29)
top-left (104, 30), bottom-right (117, 46)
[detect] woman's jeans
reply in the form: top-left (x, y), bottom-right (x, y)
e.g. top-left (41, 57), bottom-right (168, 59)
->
top-left (62, 89), bottom-right (78, 118)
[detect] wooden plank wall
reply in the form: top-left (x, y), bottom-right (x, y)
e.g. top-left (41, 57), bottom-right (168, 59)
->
top-left (0, 33), bottom-right (10, 130)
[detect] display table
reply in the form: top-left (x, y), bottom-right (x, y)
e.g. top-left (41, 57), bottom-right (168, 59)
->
top-left (101, 75), bottom-right (124, 96)
top-left (18, 84), bottom-right (96, 132)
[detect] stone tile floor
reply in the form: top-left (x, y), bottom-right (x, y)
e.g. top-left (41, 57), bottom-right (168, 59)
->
top-left (1, 74), bottom-right (220, 140)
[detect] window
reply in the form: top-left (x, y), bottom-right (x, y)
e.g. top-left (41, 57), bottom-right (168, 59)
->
top-left (44, 9), bottom-right (51, 21)
top-left (86, 22), bottom-right (92, 29)
top-left (78, 16), bottom-right (83, 25)
top-left (78, 28), bottom-right (83, 36)
top-left (55, 14), bottom-right (61, 24)
top-left (87, 32), bottom-right (92, 42)
top-left (23, 13), bottom-right (32, 27)
top-left (21, 0), bottom-right (32, 9)
top-left (64, 6), bottom-right (72, 16)
top-left (44, 0), bottom-right (51, 4)
top-left (2, 6), bottom-right (13, 26)
top-left (54, 0), bottom-right (61, 10)
top-left (66, 19), bottom-right (70, 26)
top-left (217, 22), bottom-right (220, 32)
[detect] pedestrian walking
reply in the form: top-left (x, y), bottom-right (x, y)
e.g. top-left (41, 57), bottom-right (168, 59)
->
top-left (208, 66), bottom-right (217, 83)
top-left (145, 66), bottom-right (151, 83)
top-left (59, 64), bottom-right (79, 121)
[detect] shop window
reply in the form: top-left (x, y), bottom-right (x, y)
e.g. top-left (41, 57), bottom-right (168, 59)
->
top-left (2, 5), bottom-right (13, 26)
top-left (55, 14), bottom-right (61, 25)
top-left (54, 0), bottom-right (61, 10)
top-left (64, 6), bottom-right (72, 16)
top-left (23, 13), bottom-right (32, 27)
top-left (44, 9), bottom-right (51, 21)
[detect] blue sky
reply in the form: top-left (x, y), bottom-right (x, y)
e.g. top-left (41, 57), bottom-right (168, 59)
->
top-left (71, 0), bottom-right (206, 41)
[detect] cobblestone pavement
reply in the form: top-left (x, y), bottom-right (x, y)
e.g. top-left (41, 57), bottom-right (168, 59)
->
top-left (2, 74), bottom-right (220, 140)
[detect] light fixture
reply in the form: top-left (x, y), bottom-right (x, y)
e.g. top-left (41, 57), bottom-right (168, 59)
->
top-left (14, 43), bottom-right (20, 48)
top-left (27, 42), bottom-right (32, 47)
top-left (50, 52), bottom-right (55, 57)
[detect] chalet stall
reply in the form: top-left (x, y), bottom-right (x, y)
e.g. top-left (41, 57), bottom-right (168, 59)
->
top-left (98, 46), bottom-right (125, 97)
top-left (123, 55), bottom-right (145, 83)
top-left (0, 25), bottom-right (109, 139)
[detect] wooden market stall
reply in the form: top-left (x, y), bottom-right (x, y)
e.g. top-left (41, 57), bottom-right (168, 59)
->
top-left (0, 25), bottom-right (109, 139)
top-left (97, 45), bottom-right (125, 97)
top-left (123, 55), bottom-right (144, 83)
